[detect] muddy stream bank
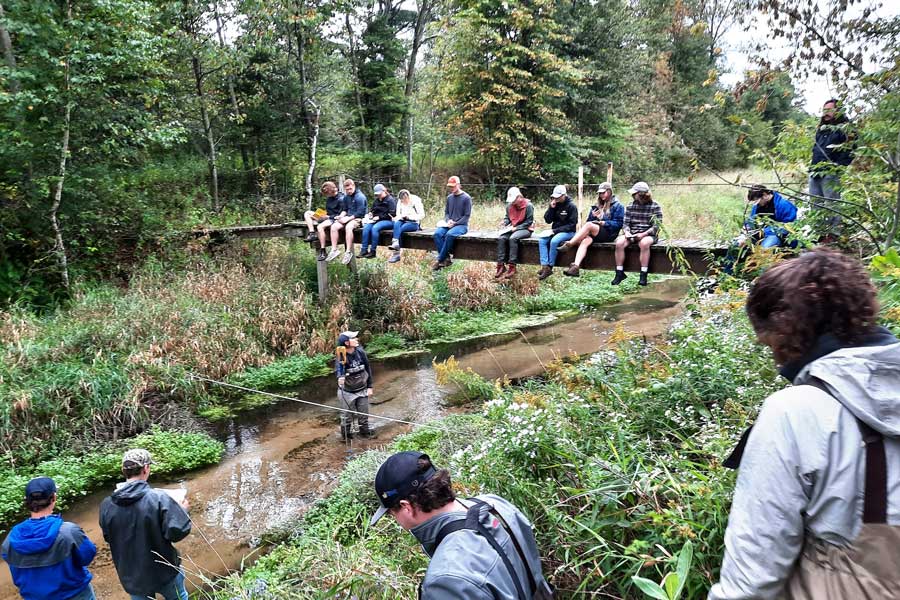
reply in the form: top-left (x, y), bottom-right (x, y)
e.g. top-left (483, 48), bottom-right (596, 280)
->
top-left (0, 279), bottom-right (689, 599)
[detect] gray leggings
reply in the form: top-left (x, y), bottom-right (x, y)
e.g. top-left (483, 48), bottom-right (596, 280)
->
top-left (338, 388), bottom-right (369, 430)
top-left (497, 229), bottom-right (532, 264)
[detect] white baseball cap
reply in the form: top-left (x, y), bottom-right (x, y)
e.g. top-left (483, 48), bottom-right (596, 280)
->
top-left (506, 187), bottom-right (522, 203)
top-left (628, 182), bottom-right (650, 195)
top-left (551, 184), bottom-right (567, 199)
top-left (597, 182), bottom-right (613, 193)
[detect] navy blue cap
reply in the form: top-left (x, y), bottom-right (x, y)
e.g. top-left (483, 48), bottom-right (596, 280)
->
top-left (370, 451), bottom-right (436, 525)
top-left (25, 477), bottom-right (57, 501)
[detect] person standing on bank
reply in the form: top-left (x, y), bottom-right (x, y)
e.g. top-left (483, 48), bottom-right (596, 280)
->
top-left (495, 187), bottom-right (534, 280)
top-left (370, 451), bottom-right (554, 600)
top-left (809, 98), bottom-right (854, 236)
top-left (388, 189), bottom-right (425, 264)
top-left (432, 176), bottom-right (472, 271)
top-left (537, 184), bottom-right (578, 281)
top-left (305, 181), bottom-right (346, 261)
top-left (99, 449), bottom-right (192, 600)
top-left (358, 184), bottom-right (397, 259)
top-left (335, 330), bottom-right (375, 440)
top-left (612, 182), bottom-right (662, 287)
top-left (326, 178), bottom-right (368, 264)
top-left (2, 477), bottom-right (97, 600)
top-left (710, 249), bottom-right (900, 599)
top-left (561, 182), bottom-right (624, 277)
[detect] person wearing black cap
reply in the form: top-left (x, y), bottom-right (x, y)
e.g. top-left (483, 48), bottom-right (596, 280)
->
top-left (2, 477), bottom-right (97, 600)
top-left (371, 451), bottom-right (553, 599)
top-left (99, 449), bottom-right (192, 600)
top-left (336, 331), bottom-right (375, 440)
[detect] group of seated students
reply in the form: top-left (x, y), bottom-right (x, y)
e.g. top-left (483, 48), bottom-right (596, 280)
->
top-left (305, 176), bottom-right (793, 285)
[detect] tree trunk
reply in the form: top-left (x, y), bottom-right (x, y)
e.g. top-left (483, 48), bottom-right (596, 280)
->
top-left (213, 3), bottom-right (253, 190)
top-left (191, 54), bottom-right (219, 211)
top-left (50, 62), bottom-right (72, 291)
top-left (887, 130), bottom-right (900, 249)
top-left (402, 0), bottom-right (432, 179)
top-left (305, 99), bottom-right (320, 210)
top-left (0, 2), bottom-right (18, 93)
top-left (345, 14), bottom-right (367, 151)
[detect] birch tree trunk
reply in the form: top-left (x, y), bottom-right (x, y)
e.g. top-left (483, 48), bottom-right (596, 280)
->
top-left (305, 99), bottom-right (320, 210)
top-left (191, 54), bottom-right (219, 211)
top-left (50, 62), bottom-right (72, 291)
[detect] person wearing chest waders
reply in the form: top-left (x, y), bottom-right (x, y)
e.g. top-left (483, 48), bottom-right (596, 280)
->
top-left (2, 477), bottom-right (98, 600)
top-left (709, 249), bottom-right (900, 600)
top-left (335, 330), bottom-right (376, 440)
top-left (370, 451), bottom-right (554, 600)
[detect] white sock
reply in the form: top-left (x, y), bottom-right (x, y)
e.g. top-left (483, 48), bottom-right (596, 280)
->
top-left (641, 267), bottom-right (648, 273)
top-left (616, 266), bottom-right (624, 271)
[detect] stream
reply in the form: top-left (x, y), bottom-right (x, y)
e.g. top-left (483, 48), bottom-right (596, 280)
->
top-left (0, 278), bottom-right (689, 600)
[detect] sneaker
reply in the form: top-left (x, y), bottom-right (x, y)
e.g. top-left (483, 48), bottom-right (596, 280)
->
top-left (611, 270), bottom-right (627, 285)
top-left (388, 252), bottom-right (401, 264)
top-left (325, 248), bottom-right (342, 262)
top-left (538, 265), bottom-right (553, 281)
top-left (563, 263), bottom-right (580, 277)
top-left (305, 232), bottom-right (318, 242)
top-left (389, 239), bottom-right (400, 251)
top-left (639, 271), bottom-right (648, 286)
top-left (356, 250), bottom-right (368, 259)
top-left (317, 248), bottom-right (327, 261)
top-left (341, 251), bottom-right (354, 265)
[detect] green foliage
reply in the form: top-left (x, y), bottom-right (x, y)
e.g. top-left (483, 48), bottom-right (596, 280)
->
top-left (632, 541), bottom-right (694, 600)
top-left (872, 249), bottom-right (900, 335)
top-left (0, 427), bottom-right (222, 531)
top-left (229, 354), bottom-right (332, 390)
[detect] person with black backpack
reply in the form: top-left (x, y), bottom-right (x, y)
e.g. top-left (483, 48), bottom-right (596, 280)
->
top-left (370, 451), bottom-right (553, 599)
top-left (335, 331), bottom-right (375, 440)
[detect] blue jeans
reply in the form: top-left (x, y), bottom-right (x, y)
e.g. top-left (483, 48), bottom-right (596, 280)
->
top-left (434, 225), bottom-right (468, 262)
top-left (760, 234), bottom-right (782, 249)
top-left (69, 586), bottom-right (97, 600)
top-left (391, 220), bottom-right (420, 246)
top-left (360, 220), bottom-right (394, 252)
top-left (809, 174), bottom-right (842, 231)
top-left (538, 232), bottom-right (574, 266)
top-left (129, 572), bottom-right (188, 600)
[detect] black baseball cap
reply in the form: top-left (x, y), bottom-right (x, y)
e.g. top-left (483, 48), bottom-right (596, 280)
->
top-left (370, 451), bottom-right (436, 525)
top-left (25, 477), bottom-right (57, 501)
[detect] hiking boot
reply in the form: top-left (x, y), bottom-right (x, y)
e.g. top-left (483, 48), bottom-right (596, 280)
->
top-left (325, 248), bottom-right (341, 262)
top-left (339, 425), bottom-right (353, 441)
top-left (494, 262), bottom-right (507, 278)
top-left (502, 263), bottom-right (517, 279)
top-left (305, 232), bottom-right (318, 242)
top-left (341, 251), bottom-right (354, 265)
top-left (388, 252), bottom-right (402, 264)
top-left (356, 250), bottom-right (369, 259)
top-left (358, 427), bottom-right (377, 439)
top-left (389, 239), bottom-right (400, 251)
top-left (563, 263), bottom-right (580, 277)
top-left (538, 265), bottom-right (553, 281)
top-left (639, 271), bottom-right (648, 286)
top-left (611, 270), bottom-right (627, 285)
top-left (365, 250), bottom-right (378, 259)
top-left (431, 259), bottom-right (445, 271)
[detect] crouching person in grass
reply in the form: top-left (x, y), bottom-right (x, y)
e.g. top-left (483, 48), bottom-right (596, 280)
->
top-left (710, 249), bottom-right (900, 600)
top-left (2, 477), bottom-right (98, 600)
top-left (371, 451), bottom-right (554, 599)
top-left (742, 185), bottom-right (798, 249)
top-left (495, 186), bottom-right (534, 280)
top-left (335, 330), bottom-right (375, 440)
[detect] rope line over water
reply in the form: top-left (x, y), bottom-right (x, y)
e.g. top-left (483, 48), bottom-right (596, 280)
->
top-left (188, 373), bottom-right (442, 430)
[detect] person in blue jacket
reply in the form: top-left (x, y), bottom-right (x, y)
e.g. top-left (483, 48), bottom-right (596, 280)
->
top-left (744, 185), bottom-right (798, 249)
top-left (537, 184), bottom-right (579, 281)
top-left (326, 179), bottom-right (368, 264)
top-left (358, 183), bottom-right (397, 258)
top-left (1, 477), bottom-right (97, 600)
top-left (561, 182), bottom-right (624, 277)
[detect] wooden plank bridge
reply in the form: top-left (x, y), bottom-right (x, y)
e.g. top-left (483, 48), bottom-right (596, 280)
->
top-left (194, 222), bottom-right (728, 300)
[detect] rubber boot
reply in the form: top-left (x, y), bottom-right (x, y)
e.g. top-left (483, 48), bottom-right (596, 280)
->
top-left (611, 270), bottom-right (627, 285)
top-left (340, 424), bottom-right (353, 441)
top-left (639, 271), bottom-right (649, 286)
top-left (358, 426), bottom-right (376, 439)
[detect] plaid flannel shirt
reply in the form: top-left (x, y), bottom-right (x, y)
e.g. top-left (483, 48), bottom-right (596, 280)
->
top-left (623, 200), bottom-right (663, 236)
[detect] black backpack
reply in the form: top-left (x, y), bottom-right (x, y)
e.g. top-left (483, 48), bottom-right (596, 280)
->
top-left (423, 499), bottom-right (554, 600)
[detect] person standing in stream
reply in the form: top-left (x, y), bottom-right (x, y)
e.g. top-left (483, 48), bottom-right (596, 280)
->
top-left (335, 330), bottom-right (375, 440)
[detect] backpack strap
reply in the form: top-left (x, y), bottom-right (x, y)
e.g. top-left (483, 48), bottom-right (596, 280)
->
top-left (432, 499), bottom-right (529, 600)
top-left (487, 506), bottom-right (538, 596)
top-left (807, 377), bottom-right (888, 524)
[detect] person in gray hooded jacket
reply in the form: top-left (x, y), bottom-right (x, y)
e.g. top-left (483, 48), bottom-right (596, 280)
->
top-left (709, 249), bottom-right (900, 600)
top-left (370, 451), bottom-right (553, 600)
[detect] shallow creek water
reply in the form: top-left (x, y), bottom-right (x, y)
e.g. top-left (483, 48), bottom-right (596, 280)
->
top-left (0, 278), bottom-right (689, 599)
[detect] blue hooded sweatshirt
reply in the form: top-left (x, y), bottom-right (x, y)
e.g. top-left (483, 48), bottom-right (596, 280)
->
top-left (747, 191), bottom-right (798, 238)
top-left (1, 514), bottom-right (96, 600)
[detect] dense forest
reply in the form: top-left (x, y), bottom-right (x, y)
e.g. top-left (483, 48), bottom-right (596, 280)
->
top-left (2, 0), bottom-right (896, 307)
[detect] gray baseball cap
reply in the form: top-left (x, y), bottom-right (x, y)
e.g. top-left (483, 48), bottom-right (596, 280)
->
top-left (597, 182), bottom-right (613, 193)
top-left (373, 184), bottom-right (387, 194)
top-left (122, 448), bottom-right (154, 468)
top-left (628, 181), bottom-right (650, 195)
top-left (551, 184), bottom-right (567, 198)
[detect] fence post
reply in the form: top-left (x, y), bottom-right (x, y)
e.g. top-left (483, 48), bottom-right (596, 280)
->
top-left (607, 162), bottom-right (613, 185)
top-left (316, 258), bottom-right (329, 303)
top-left (577, 166), bottom-right (584, 225)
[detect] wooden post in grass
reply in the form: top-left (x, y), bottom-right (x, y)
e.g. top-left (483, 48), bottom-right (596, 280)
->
top-left (606, 162), bottom-right (613, 185)
top-left (316, 257), bottom-right (328, 303)
top-left (577, 166), bottom-right (584, 225)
